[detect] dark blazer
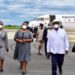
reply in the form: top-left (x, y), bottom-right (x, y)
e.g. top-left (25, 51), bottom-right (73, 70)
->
top-left (42, 28), bottom-right (48, 42)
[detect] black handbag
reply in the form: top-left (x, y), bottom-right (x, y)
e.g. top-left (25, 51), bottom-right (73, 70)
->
top-left (0, 45), bottom-right (3, 48)
top-left (72, 43), bottom-right (75, 52)
top-left (13, 31), bottom-right (19, 59)
top-left (13, 44), bottom-right (18, 59)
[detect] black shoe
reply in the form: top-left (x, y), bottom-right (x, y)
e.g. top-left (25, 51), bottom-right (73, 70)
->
top-left (59, 69), bottom-right (62, 75)
top-left (38, 53), bottom-right (42, 55)
top-left (22, 72), bottom-right (26, 75)
top-left (22, 70), bottom-right (27, 75)
top-left (0, 69), bottom-right (3, 72)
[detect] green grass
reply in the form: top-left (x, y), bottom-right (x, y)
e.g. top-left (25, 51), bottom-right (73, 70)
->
top-left (3, 26), bottom-right (21, 29)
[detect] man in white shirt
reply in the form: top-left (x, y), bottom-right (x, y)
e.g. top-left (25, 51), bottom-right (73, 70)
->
top-left (47, 19), bottom-right (69, 75)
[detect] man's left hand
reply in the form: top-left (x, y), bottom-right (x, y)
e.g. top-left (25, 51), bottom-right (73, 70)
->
top-left (47, 52), bottom-right (51, 59)
top-left (65, 51), bottom-right (68, 55)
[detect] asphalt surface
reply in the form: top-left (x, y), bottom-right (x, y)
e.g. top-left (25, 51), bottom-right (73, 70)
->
top-left (0, 40), bottom-right (75, 75)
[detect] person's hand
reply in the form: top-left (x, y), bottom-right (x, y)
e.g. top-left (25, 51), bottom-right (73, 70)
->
top-left (65, 51), bottom-right (68, 55)
top-left (24, 39), bottom-right (29, 43)
top-left (6, 48), bottom-right (9, 52)
top-left (16, 39), bottom-right (24, 43)
top-left (24, 39), bottom-right (32, 43)
top-left (19, 40), bottom-right (24, 43)
top-left (23, 39), bottom-right (27, 42)
top-left (47, 52), bottom-right (51, 59)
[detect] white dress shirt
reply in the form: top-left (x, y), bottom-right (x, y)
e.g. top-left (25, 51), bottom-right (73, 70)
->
top-left (47, 28), bottom-right (69, 54)
top-left (47, 29), bottom-right (51, 38)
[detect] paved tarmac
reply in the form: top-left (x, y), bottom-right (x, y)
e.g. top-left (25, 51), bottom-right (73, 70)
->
top-left (0, 40), bottom-right (75, 75)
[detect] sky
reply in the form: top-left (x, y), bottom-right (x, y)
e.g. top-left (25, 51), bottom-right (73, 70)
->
top-left (0, 0), bottom-right (75, 25)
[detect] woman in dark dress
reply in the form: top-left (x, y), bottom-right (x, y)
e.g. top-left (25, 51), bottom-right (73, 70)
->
top-left (14, 21), bottom-right (33, 75)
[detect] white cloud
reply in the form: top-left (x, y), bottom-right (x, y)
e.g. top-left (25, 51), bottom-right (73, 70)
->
top-left (15, 0), bottom-right (35, 3)
top-left (0, 0), bottom-right (75, 25)
top-left (7, 0), bottom-right (75, 14)
top-left (8, 4), bottom-right (25, 10)
top-left (0, 0), bottom-right (6, 7)
top-left (0, 19), bottom-right (12, 24)
top-left (42, 0), bottom-right (75, 6)
top-left (0, 3), bottom-right (6, 6)
top-left (0, 0), bottom-right (5, 2)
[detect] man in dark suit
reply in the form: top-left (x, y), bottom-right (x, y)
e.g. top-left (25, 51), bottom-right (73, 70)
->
top-left (43, 24), bottom-right (52, 58)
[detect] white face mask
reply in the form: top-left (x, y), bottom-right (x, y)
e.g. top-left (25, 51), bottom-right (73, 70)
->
top-left (54, 24), bottom-right (59, 28)
top-left (22, 25), bottom-right (27, 29)
top-left (0, 25), bottom-right (3, 29)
